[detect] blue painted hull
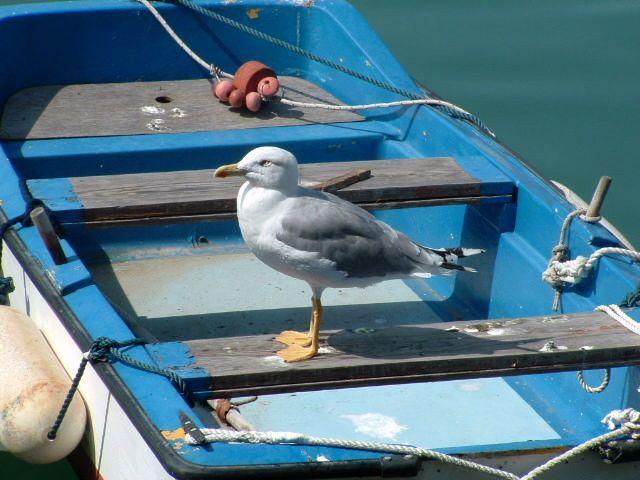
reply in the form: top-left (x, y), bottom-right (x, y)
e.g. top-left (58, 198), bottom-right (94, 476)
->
top-left (1, 1), bottom-right (639, 478)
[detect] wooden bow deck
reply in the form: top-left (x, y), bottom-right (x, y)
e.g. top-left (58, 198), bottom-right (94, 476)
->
top-left (0, 77), bottom-right (363, 140)
top-left (146, 309), bottom-right (640, 398)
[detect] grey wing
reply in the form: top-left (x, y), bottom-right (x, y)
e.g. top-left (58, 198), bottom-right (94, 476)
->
top-left (275, 191), bottom-right (446, 278)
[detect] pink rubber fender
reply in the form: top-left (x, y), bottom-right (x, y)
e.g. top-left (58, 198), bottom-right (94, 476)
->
top-left (213, 61), bottom-right (280, 112)
top-left (213, 80), bottom-right (234, 102)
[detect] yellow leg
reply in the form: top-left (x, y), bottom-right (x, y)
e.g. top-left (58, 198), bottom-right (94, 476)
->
top-left (277, 297), bottom-right (322, 362)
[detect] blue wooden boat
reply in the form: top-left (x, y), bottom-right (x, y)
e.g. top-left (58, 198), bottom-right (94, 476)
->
top-left (1, 0), bottom-right (640, 478)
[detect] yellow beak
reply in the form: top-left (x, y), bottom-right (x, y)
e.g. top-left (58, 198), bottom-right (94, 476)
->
top-left (214, 163), bottom-right (245, 178)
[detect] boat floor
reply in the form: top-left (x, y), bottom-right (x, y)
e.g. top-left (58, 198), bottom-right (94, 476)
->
top-left (89, 249), bottom-right (469, 342)
top-left (88, 250), bottom-right (572, 451)
top-left (237, 380), bottom-right (561, 451)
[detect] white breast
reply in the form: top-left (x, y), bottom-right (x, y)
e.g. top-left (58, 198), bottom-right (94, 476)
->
top-left (236, 183), bottom-right (342, 286)
top-left (237, 183), bottom-right (283, 248)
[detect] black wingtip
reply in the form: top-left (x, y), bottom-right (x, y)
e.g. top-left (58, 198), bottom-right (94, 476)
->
top-left (441, 262), bottom-right (477, 273)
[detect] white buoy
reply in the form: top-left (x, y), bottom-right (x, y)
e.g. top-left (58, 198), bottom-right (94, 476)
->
top-left (0, 305), bottom-right (86, 463)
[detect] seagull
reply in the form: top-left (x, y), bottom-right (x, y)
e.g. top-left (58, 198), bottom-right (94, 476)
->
top-left (214, 147), bottom-right (482, 362)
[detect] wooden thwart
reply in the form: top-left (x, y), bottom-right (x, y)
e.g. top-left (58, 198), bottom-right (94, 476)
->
top-left (27, 157), bottom-right (514, 223)
top-left (166, 310), bottom-right (640, 397)
top-left (0, 77), bottom-right (363, 140)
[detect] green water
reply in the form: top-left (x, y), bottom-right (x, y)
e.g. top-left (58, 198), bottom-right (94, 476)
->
top-left (351, 0), bottom-right (640, 246)
top-left (0, 0), bottom-right (639, 477)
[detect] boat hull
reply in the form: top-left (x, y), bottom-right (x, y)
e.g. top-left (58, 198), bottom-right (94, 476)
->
top-left (4, 239), bottom-right (640, 478)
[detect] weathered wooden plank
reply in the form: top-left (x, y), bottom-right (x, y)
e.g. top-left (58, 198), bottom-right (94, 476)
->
top-left (74, 195), bottom-right (513, 228)
top-left (164, 310), bottom-right (640, 397)
top-left (27, 157), bottom-right (515, 223)
top-left (0, 77), bottom-right (363, 140)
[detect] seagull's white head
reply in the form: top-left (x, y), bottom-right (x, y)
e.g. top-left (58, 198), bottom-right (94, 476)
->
top-left (214, 146), bottom-right (299, 191)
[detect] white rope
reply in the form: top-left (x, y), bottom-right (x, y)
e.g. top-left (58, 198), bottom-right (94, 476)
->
top-left (543, 247), bottom-right (640, 288)
top-left (577, 368), bottom-right (610, 394)
top-left (521, 408), bottom-right (640, 480)
top-left (277, 95), bottom-right (487, 121)
top-left (137, 0), bottom-right (233, 80)
top-left (183, 409), bottom-right (640, 480)
top-left (135, 0), bottom-right (492, 135)
top-left (596, 304), bottom-right (640, 336)
top-left (186, 429), bottom-right (519, 480)
top-left (542, 208), bottom-right (640, 291)
top-left (575, 304), bottom-right (640, 394)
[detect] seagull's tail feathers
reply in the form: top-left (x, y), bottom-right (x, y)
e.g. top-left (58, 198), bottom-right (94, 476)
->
top-left (421, 246), bottom-right (484, 273)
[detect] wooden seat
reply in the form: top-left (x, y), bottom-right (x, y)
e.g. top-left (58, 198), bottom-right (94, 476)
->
top-left (27, 156), bottom-right (515, 223)
top-left (0, 78), bottom-right (363, 140)
top-left (146, 309), bottom-right (640, 398)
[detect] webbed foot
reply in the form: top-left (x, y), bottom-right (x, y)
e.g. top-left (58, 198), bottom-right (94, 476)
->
top-left (276, 343), bottom-right (318, 362)
top-left (275, 330), bottom-right (312, 346)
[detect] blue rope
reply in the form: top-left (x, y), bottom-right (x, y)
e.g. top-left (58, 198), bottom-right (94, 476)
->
top-left (0, 200), bottom-right (41, 240)
top-left (48, 337), bottom-right (189, 440)
top-left (0, 200), bottom-right (41, 305)
top-left (620, 283), bottom-right (640, 308)
top-left (169, 0), bottom-right (492, 135)
top-left (0, 277), bottom-right (14, 305)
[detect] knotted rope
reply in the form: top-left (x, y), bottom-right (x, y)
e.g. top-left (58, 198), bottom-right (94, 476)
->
top-left (599, 408), bottom-right (640, 463)
top-left (542, 209), bottom-right (585, 310)
top-left (544, 247), bottom-right (640, 290)
top-left (48, 337), bottom-right (189, 440)
top-left (542, 208), bottom-right (640, 311)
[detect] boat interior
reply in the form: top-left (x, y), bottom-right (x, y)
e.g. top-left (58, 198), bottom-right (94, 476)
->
top-left (1, 0), bottom-right (639, 468)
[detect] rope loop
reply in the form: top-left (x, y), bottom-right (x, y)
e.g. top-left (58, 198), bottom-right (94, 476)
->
top-left (577, 304), bottom-right (640, 395)
top-left (577, 368), bottom-right (610, 394)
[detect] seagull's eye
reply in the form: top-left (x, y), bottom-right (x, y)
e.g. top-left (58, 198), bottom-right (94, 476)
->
top-left (259, 160), bottom-right (272, 167)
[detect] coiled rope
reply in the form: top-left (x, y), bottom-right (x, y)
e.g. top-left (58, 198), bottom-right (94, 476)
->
top-left (48, 336), bottom-right (189, 440)
top-left (138, 0), bottom-right (494, 136)
top-left (181, 408), bottom-right (640, 480)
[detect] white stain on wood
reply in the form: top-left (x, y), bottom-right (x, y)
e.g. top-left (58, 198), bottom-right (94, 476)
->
top-left (341, 413), bottom-right (407, 440)
top-left (140, 105), bottom-right (165, 115)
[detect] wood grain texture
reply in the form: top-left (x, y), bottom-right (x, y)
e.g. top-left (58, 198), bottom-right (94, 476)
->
top-left (179, 311), bottom-right (640, 397)
top-left (29, 157), bottom-right (513, 222)
top-left (0, 77), bottom-right (362, 140)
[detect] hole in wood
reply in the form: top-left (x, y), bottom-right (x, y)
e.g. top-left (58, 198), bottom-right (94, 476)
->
top-left (155, 96), bottom-right (173, 104)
